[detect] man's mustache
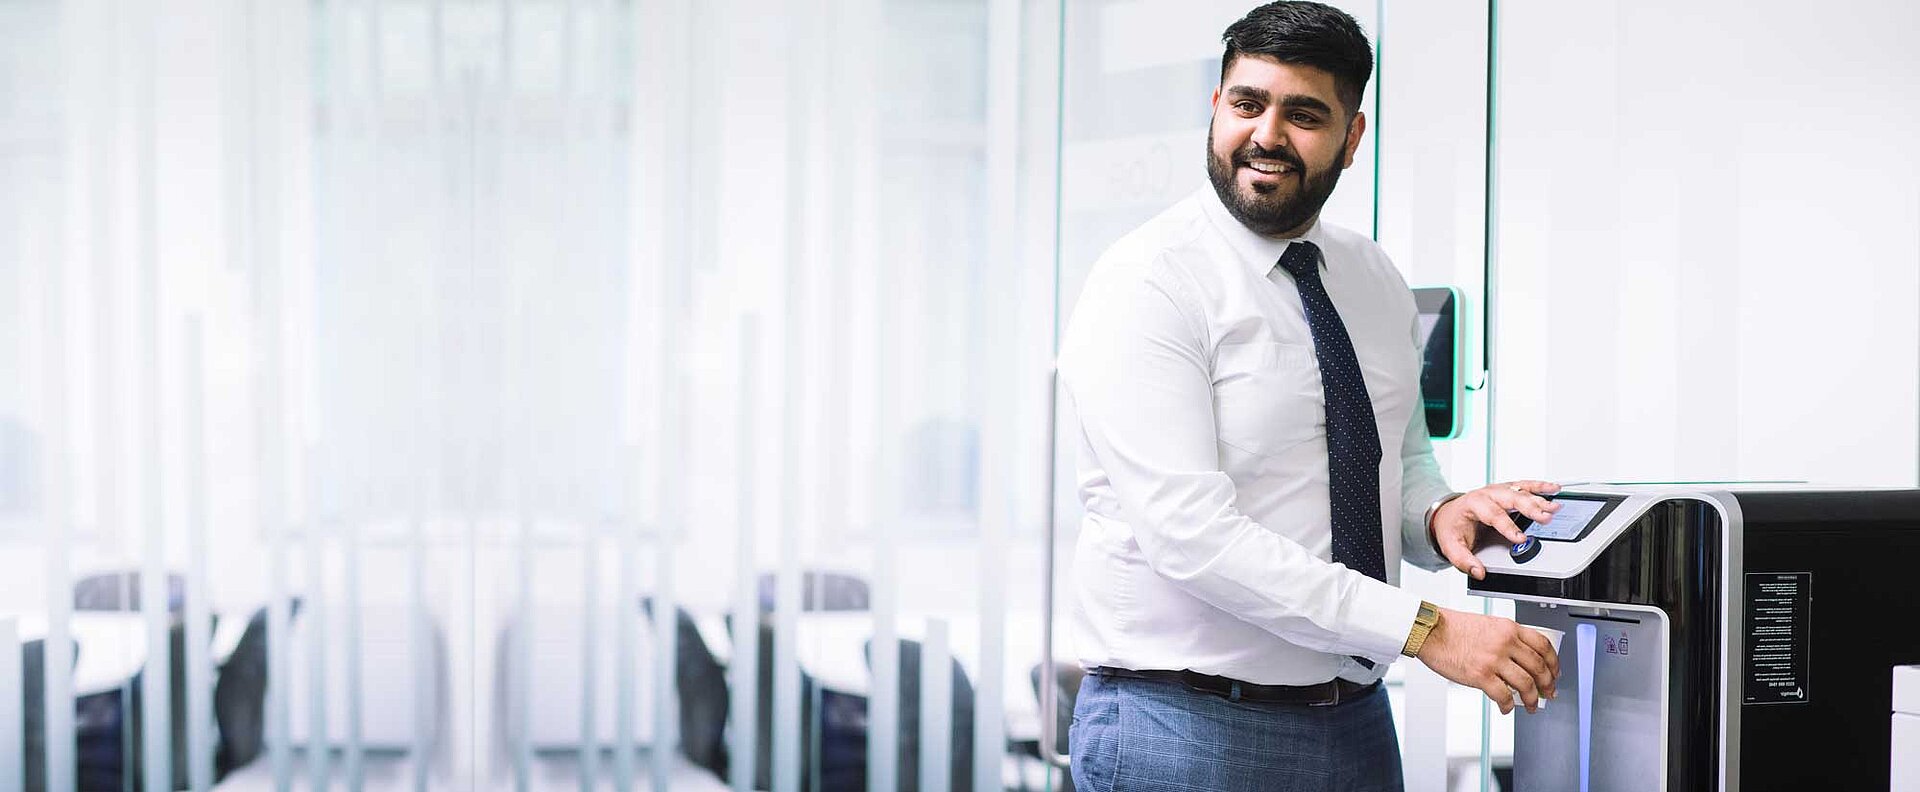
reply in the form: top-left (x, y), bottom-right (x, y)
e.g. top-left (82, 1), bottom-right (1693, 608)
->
top-left (1231, 143), bottom-right (1304, 171)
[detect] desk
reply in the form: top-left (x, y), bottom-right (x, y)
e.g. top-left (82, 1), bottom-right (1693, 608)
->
top-left (788, 611), bottom-right (1075, 744)
top-left (14, 612), bottom-right (150, 696)
top-left (11, 608), bottom-right (248, 697)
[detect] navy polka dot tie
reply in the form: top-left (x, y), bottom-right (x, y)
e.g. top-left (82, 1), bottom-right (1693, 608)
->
top-left (1277, 241), bottom-right (1386, 584)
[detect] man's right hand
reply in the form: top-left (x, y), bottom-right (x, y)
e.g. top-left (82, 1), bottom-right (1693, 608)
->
top-left (1415, 607), bottom-right (1559, 714)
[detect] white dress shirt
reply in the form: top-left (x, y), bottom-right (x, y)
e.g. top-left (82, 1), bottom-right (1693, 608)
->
top-left (1059, 185), bottom-right (1454, 686)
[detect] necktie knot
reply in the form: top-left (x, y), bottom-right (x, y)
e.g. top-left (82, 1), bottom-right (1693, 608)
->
top-left (1277, 240), bottom-right (1321, 281)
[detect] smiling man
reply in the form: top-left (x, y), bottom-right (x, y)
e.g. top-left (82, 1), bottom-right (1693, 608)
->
top-left (1058, 3), bottom-right (1565, 790)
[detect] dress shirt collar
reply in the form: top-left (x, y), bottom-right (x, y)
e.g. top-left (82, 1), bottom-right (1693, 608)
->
top-left (1195, 183), bottom-right (1334, 280)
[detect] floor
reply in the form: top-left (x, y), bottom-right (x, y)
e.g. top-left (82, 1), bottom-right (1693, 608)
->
top-left (211, 750), bottom-right (732, 791)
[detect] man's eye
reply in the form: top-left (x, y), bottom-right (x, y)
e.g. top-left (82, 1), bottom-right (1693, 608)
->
top-left (1235, 102), bottom-right (1261, 114)
top-left (1289, 112), bottom-right (1319, 125)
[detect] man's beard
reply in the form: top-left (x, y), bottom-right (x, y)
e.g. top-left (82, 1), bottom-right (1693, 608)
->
top-left (1205, 127), bottom-right (1345, 238)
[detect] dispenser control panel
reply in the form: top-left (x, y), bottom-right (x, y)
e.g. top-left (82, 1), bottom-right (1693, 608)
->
top-left (1514, 494), bottom-right (1624, 543)
top-left (1473, 487), bottom-right (1718, 579)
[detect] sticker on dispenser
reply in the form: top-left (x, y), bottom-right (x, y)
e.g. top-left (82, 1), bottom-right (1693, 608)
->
top-left (1744, 571), bottom-right (1812, 705)
top-left (1601, 630), bottom-right (1630, 657)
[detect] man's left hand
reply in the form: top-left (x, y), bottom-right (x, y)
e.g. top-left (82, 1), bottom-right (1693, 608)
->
top-left (1431, 481), bottom-right (1562, 580)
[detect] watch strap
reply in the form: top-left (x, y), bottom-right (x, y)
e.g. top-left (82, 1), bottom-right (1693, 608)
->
top-left (1402, 600), bottom-right (1440, 658)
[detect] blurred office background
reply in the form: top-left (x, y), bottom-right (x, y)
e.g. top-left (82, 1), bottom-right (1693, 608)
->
top-left (0, 0), bottom-right (1916, 790)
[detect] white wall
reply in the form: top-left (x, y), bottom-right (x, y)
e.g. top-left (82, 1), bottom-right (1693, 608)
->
top-left (1491, 0), bottom-right (1920, 487)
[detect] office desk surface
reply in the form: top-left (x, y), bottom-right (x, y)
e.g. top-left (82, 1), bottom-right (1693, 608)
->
top-left (14, 611), bottom-right (150, 696)
top-left (788, 610), bottom-right (1071, 743)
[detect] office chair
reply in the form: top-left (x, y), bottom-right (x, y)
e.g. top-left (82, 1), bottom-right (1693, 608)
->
top-left (739, 569), bottom-right (872, 790)
top-left (748, 624), bottom-right (931, 792)
top-left (20, 636), bottom-right (59, 792)
top-left (1026, 661), bottom-right (1083, 792)
top-left (749, 616), bottom-right (818, 791)
top-left (72, 570), bottom-right (186, 613)
top-left (863, 636), bottom-right (975, 792)
top-left (636, 598), bottom-right (732, 779)
top-left (754, 570), bottom-right (871, 613)
top-left (66, 569), bottom-right (204, 790)
top-left (213, 598), bottom-right (302, 779)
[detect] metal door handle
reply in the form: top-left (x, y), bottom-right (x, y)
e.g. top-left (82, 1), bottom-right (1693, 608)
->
top-left (1037, 366), bottom-right (1071, 769)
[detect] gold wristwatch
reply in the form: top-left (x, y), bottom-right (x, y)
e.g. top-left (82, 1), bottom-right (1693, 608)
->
top-left (1401, 600), bottom-right (1441, 658)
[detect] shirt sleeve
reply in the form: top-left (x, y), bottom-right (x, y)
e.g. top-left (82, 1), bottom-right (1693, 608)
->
top-left (1396, 304), bottom-right (1458, 571)
top-left (1059, 260), bottom-right (1422, 666)
top-left (1398, 388), bottom-right (1455, 572)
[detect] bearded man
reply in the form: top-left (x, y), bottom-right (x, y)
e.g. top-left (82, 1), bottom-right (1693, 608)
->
top-left (1058, 3), bottom-right (1564, 789)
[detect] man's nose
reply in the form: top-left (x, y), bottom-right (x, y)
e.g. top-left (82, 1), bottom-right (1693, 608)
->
top-left (1250, 111), bottom-right (1289, 152)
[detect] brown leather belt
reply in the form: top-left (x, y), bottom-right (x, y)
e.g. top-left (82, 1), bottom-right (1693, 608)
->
top-left (1089, 666), bottom-right (1380, 706)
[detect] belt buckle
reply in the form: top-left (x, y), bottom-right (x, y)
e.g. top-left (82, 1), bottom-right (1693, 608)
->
top-left (1307, 681), bottom-right (1343, 707)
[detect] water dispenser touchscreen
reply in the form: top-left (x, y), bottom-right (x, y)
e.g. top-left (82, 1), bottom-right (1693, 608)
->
top-left (1523, 496), bottom-right (1607, 541)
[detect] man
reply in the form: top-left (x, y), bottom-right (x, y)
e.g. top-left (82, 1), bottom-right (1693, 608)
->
top-left (1058, 3), bottom-right (1562, 789)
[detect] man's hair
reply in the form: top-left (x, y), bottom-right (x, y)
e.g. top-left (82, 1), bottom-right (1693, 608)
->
top-left (1220, 2), bottom-right (1374, 117)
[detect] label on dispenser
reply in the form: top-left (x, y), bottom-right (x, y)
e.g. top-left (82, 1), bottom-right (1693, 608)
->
top-left (1744, 572), bottom-right (1812, 705)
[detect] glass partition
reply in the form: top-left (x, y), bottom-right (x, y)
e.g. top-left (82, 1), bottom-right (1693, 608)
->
top-left (0, 0), bottom-right (1675, 790)
top-left (12, 4), bottom-right (1046, 792)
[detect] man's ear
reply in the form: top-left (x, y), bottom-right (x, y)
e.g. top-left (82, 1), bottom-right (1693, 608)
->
top-left (1211, 86), bottom-right (1221, 111)
top-left (1342, 111), bottom-right (1367, 169)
